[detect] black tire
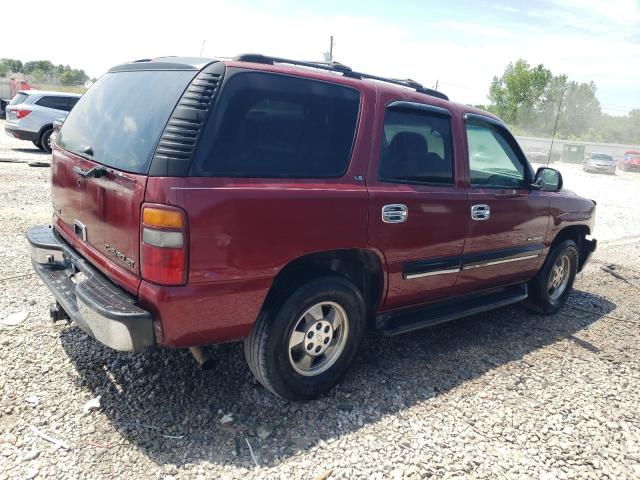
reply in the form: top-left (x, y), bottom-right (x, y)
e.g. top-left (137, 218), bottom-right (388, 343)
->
top-left (39, 128), bottom-right (53, 153)
top-left (32, 139), bottom-right (44, 151)
top-left (244, 275), bottom-right (366, 401)
top-left (524, 239), bottom-right (578, 314)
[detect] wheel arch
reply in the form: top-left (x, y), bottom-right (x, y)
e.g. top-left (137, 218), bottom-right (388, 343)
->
top-left (260, 248), bottom-right (386, 328)
top-left (38, 123), bottom-right (54, 140)
top-left (549, 224), bottom-right (591, 271)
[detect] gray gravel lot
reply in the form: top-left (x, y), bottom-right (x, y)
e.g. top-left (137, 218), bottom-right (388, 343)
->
top-left (0, 120), bottom-right (639, 479)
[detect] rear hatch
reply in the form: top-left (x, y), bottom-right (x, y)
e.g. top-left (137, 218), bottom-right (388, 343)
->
top-left (51, 68), bottom-right (198, 285)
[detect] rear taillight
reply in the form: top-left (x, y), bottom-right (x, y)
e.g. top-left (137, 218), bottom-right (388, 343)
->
top-left (140, 204), bottom-right (188, 285)
top-left (16, 109), bottom-right (32, 119)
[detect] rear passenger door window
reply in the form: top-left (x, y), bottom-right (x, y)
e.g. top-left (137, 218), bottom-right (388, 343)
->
top-left (192, 72), bottom-right (361, 178)
top-left (36, 96), bottom-right (70, 111)
top-left (378, 104), bottom-right (454, 185)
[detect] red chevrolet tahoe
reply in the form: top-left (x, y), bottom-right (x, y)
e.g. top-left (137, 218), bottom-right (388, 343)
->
top-left (27, 55), bottom-right (597, 400)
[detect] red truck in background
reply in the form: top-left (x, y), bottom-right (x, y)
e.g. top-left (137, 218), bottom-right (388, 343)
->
top-left (0, 78), bottom-right (33, 118)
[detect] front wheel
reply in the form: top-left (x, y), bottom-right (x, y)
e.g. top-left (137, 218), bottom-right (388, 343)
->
top-left (524, 239), bottom-right (578, 314)
top-left (244, 275), bottom-right (366, 401)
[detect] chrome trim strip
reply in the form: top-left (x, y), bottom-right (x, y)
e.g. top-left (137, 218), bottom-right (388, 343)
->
top-left (405, 267), bottom-right (461, 279)
top-left (463, 254), bottom-right (539, 270)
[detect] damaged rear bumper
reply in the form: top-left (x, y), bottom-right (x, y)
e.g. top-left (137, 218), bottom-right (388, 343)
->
top-left (27, 225), bottom-right (154, 352)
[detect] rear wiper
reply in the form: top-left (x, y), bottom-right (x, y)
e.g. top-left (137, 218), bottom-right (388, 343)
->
top-left (72, 165), bottom-right (108, 178)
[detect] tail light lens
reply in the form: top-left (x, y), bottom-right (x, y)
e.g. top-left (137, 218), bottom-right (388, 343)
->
top-left (16, 109), bottom-right (32, 119)
top-left (140, 204), bottom-right (188, 285)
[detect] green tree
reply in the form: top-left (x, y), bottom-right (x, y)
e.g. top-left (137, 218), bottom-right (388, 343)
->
top-left (0, 58), bottom-right (23, 73)
top-left (24, 60), bottom-right (54, 75)
top-left (488, 59), bottom-right (552, 126)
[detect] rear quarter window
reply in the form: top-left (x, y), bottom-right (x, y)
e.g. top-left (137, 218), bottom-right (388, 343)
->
top-left (191, 72), bottom-right (361, 178)
top-left (9, 92), bottom-right (29, 106)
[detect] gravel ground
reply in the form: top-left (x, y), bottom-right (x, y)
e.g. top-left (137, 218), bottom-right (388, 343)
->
top-left (0, 120), bottom-right (639, 480)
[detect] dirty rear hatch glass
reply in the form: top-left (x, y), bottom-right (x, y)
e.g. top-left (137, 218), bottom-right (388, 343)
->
top-left (57, 69), bottom-right (197, 173)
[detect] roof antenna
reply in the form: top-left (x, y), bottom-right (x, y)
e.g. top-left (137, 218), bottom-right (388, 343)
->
top-left (199, 40), bottom-right (206, 57)
top-left (547, 85), bottom-right (567, 166)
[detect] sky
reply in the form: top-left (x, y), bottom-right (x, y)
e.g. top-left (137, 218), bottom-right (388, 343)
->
top-left (3, 0), bottom-right (639, 115)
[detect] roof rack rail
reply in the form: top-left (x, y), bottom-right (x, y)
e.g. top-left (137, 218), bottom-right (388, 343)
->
top-left (233, 53), bottom-right (449, 101)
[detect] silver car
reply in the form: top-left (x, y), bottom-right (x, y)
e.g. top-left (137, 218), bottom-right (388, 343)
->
top-left (583, 152), bottom-right (616, 174)
top-left (4, 90), bottom-right (81, 153)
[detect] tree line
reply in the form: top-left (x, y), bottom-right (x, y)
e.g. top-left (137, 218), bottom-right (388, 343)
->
top-left (478, 59), bottom-right (640, 145)
top-left (0, 58), bottom-right (90, 86)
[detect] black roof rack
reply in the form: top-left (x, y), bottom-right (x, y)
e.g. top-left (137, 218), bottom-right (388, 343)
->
top-left (233, 53), bottom-right (449, 101)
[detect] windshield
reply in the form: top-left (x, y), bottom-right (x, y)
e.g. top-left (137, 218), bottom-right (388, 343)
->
top-left (56, 69), bottom-right (197, 174)
top-left (9, 92), bottom-right (28, 106)
top-left (591, 153), bottom-right (613, 161)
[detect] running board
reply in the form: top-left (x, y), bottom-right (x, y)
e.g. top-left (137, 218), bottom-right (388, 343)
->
top-left (377, 283), bottom-right (528, 336)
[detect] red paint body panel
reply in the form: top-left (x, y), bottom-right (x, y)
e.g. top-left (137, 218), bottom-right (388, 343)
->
top-left (51, 147), bottom-right (146, 279)
top-left (366, 89), bottom-right (468, 310)
top-left (46, 59), bottom-right (597, 349)
top-left (456, 189), bottom-right (549, 292)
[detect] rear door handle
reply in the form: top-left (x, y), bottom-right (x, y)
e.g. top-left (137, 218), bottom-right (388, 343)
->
top-left (471, 204), bottom-right (490, 221)
top-left (382, 204), bottom-right (408, 223)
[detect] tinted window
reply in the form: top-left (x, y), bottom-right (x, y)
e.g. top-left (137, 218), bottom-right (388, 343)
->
top-left (9, 92), bottom-right (28, 106)
top-left (67, 97), bottom-right (79, 110)
top-left (591, 153), bottom-right (613, 161)
top-left (36, 96), bottom-right (70, 111)
top-left (466, 120), bottom-right (528, 188)
top-left (378, 108), bottom-right (454, 184)
top-left (192, 72), bottom-right (360, 178)
top-left (57, 70), bottom-right (196, 174)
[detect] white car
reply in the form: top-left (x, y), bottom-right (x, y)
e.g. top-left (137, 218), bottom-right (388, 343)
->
top-left (583, 152), bottom-right (616, 174)
top-left (4, 90), bottom-right (81, 153)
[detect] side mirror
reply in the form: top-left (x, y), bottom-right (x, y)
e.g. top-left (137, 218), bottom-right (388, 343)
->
top-left (532, 167), bottom-right (562, 192)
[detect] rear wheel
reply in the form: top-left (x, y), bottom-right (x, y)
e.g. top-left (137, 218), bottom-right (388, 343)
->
top-left (39, 128), bottom-right (53, 153)
top-left (32, 139), bottom-right (44, 150)
top-left (524, 239), bottom-right (578, 314)
top-left (244, 275), bottom-right (366, 401)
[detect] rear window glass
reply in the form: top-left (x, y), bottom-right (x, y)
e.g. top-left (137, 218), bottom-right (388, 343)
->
top-left (191, 72), bottom-right (360, 178)
top-left (57, 70), bottom-right (197, 174)
top-left (9, 93), bottom-right (28, 106)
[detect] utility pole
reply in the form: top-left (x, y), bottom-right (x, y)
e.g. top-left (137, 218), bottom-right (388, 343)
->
top-left (547, 85), bottom-right (567, 165)
top-left (329, 36), bottom-right (334, 63)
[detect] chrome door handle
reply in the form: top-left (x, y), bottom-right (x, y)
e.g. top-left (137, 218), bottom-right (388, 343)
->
top-left (382, 204), bottom-right (408, 223)
top-left (471, 204), bottom-right (490, 221)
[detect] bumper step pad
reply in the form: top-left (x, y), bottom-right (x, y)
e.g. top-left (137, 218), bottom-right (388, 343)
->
top-left (27, 225), bottom-right (154, 352)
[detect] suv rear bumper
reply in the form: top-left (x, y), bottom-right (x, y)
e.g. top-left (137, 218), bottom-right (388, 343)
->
top-left (5, 125), bottom-right (39, 142)
top-left (27, 225), bottom-right (155, 352)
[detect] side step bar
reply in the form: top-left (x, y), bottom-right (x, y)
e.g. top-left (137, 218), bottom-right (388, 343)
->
top-left (377, 283), bottom-right (528, 336)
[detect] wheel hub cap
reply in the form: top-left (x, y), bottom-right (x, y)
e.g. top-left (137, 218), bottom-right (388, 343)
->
top-left (288, 301), bottom-right (349, 377)
top-left (548, 254), bottom-right (571, 300)
top-left (304, 320), bottom-right (334, 356)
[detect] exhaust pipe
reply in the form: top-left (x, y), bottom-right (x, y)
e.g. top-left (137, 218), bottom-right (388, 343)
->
top-left (189, 347), bottom-right (215, 370)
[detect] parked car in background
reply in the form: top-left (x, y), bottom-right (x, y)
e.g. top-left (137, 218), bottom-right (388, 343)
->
top-left (27, 55), bottom-right (596, 401)
top-left (583, 152), bottom-right (616, 174)
top-left (4, 90), bottom-right (81, 153)
top-left (525, 147), bottom-right (559, 164)
top-left (620, 150), bottom-right (640, 172)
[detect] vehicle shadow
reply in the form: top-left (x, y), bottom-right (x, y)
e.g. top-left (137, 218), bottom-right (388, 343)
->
top-left (58, 289), bottom-right (614, 469)
top-left (12, 147), bottom-right (49, 155)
